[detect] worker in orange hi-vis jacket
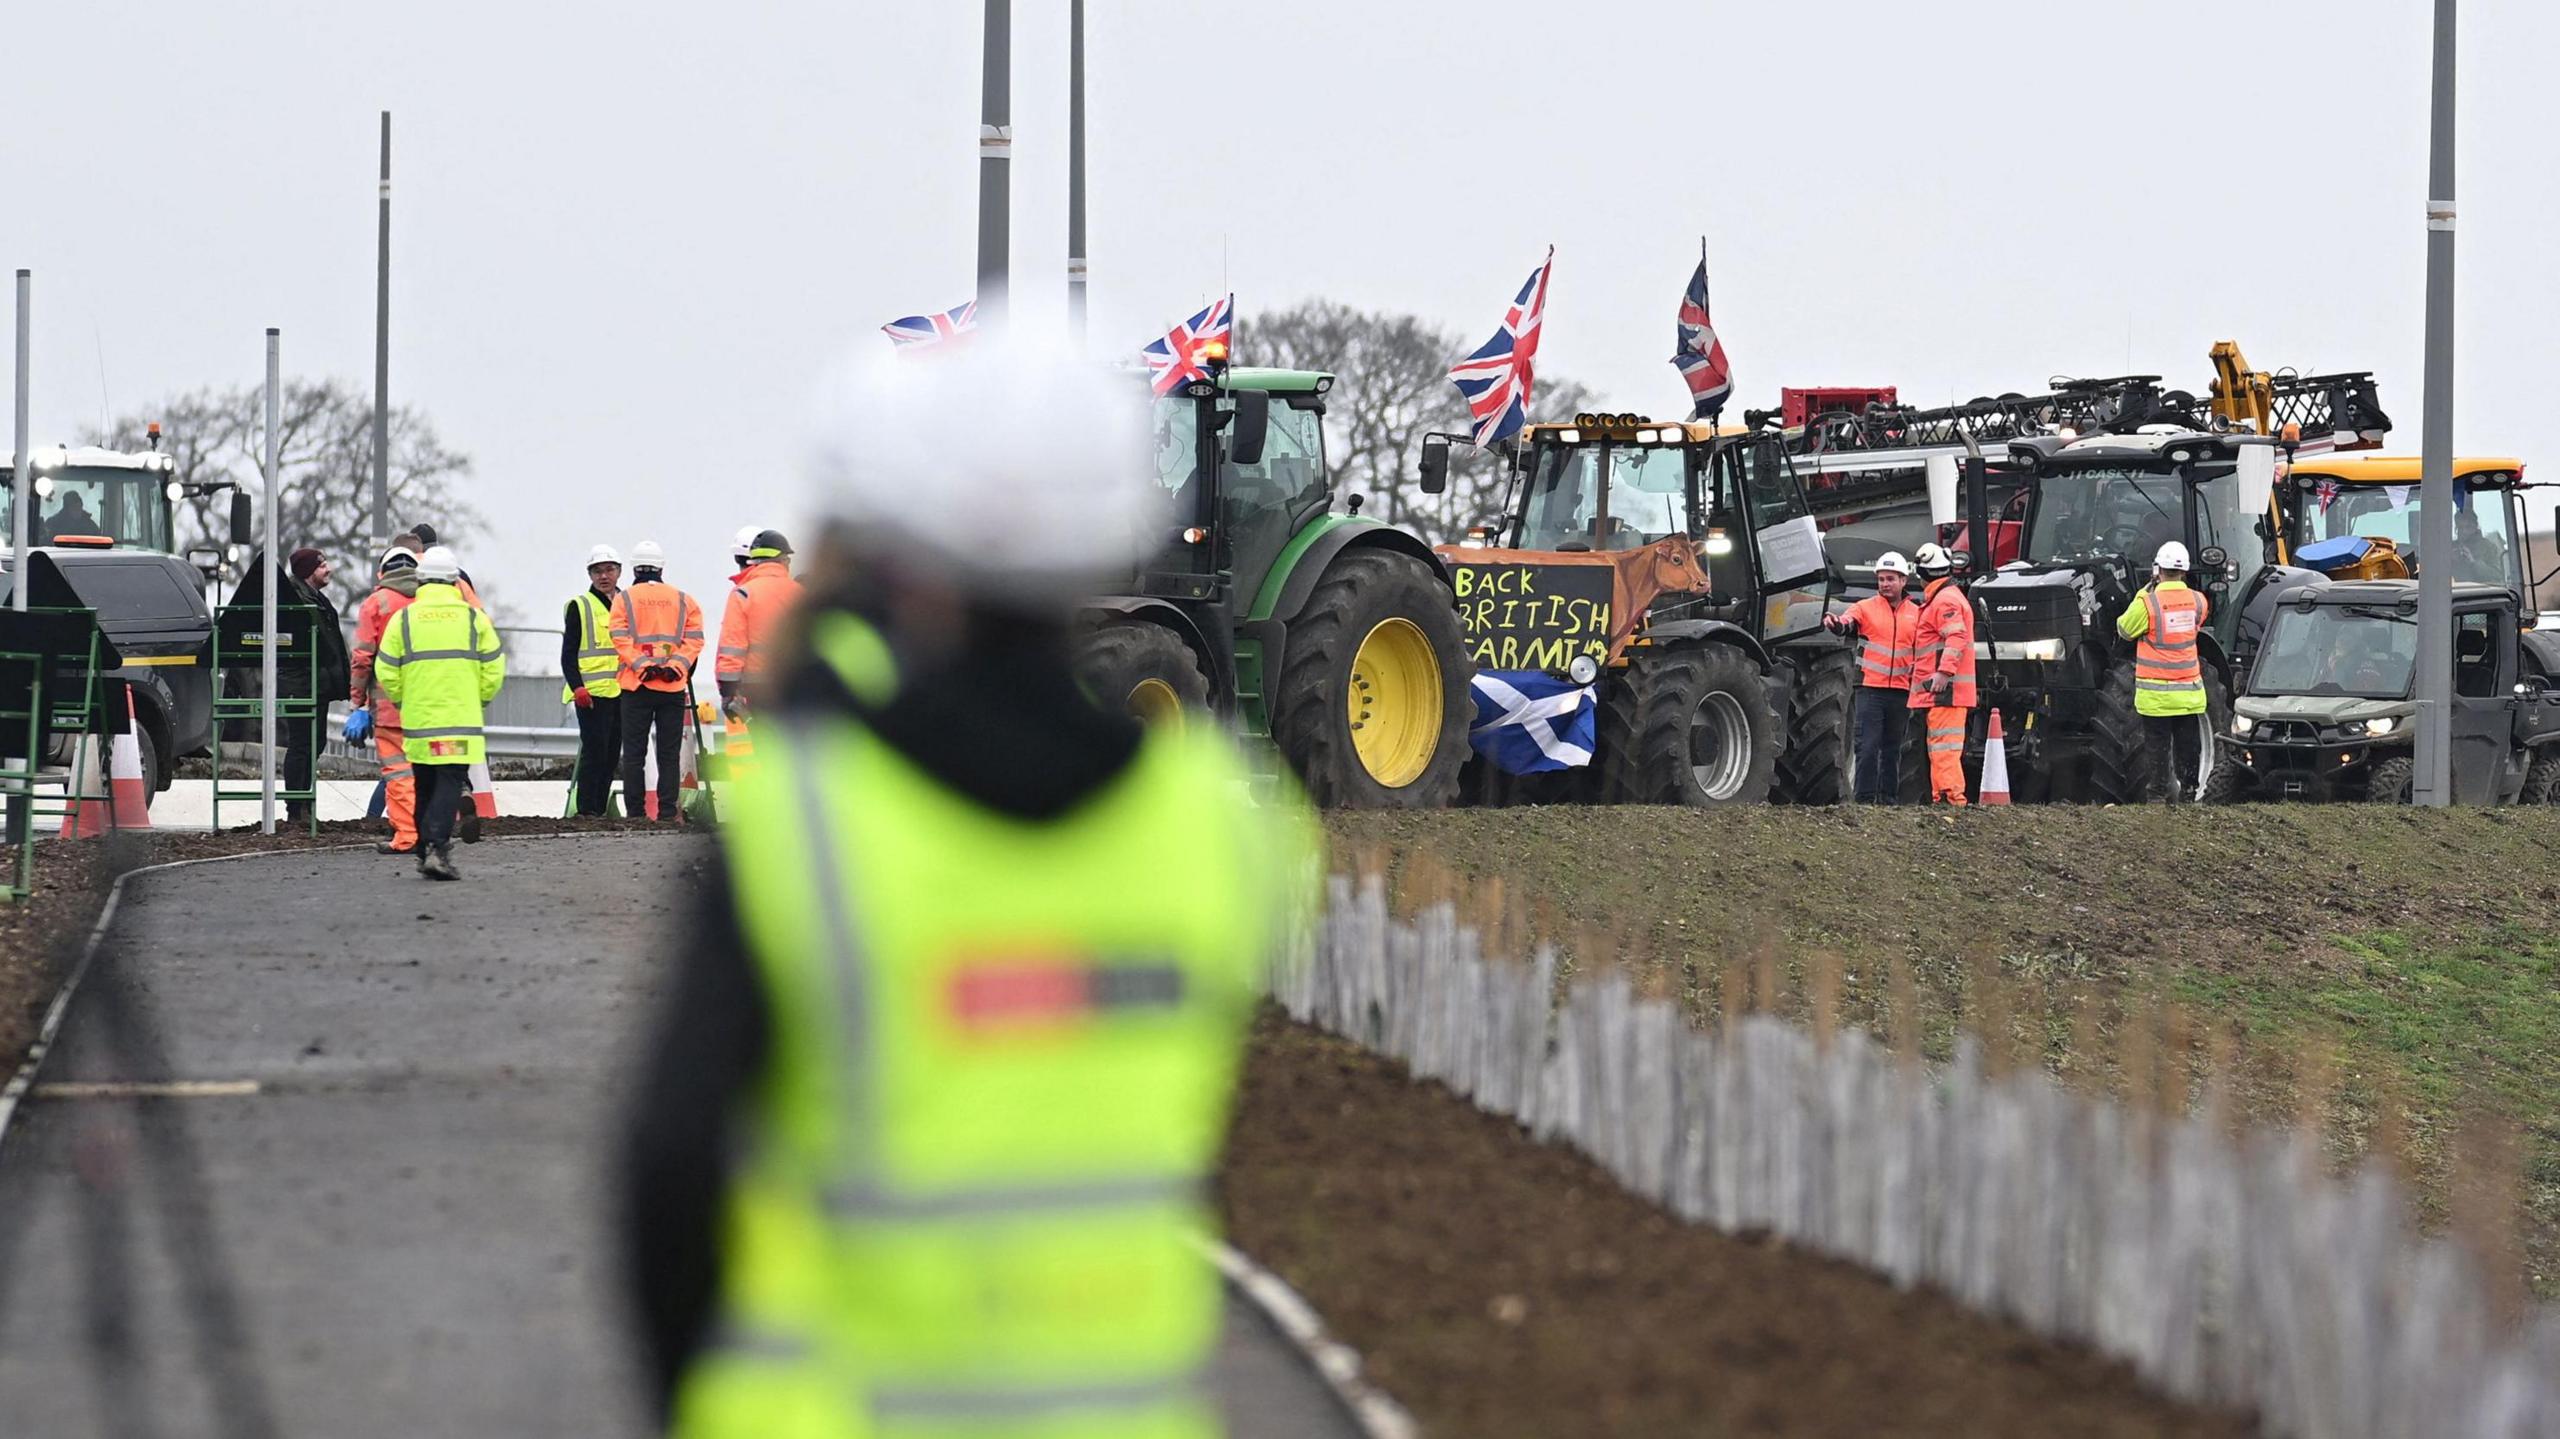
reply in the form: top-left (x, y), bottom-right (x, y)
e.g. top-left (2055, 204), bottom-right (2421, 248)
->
top-left (713, 529), bottom-right (803, 775)
top-left (1903, 542), bottom-right (1977, 807)
top-left (349, 547), bottom-right (424, 853)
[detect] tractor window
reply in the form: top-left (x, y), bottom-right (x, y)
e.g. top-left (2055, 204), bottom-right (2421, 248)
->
top-left (2293, 479), bottom-right (2518, 588)
top-left (0, 467), bottom-right (174, 553)
top-left (1219, 400), bottom-right (1328, 595)
top-left (2252, 605), bottom-right (2416, 699)
top-left (2025, 467), bottom-right (2184, 566)
top-left (1519, 444), bottom-right (1603, 550)
top-left (1602, 446), bottom-right (1686, 551)
top-left (1151, 397), bottom-right (1201, 495)
top-left (2189, 468), bottom-right (2268, 612)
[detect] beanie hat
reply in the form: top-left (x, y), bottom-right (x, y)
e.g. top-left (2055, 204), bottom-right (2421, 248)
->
top-left (289, 547), bottom-right (326, 582)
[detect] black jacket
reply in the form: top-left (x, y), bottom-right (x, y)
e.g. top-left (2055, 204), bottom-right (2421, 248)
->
top-left (285, 576), bottom-right (352, 702)
top-left (616, 616), bottom-right (1140, 1419)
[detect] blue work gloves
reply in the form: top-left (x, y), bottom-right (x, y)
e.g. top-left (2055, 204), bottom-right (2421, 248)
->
top-left (343, 707), bottom-right (373, 743)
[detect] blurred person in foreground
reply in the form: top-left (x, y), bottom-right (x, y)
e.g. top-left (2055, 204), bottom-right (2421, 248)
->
top-left (619, 345), bottom-right (1315, 1439)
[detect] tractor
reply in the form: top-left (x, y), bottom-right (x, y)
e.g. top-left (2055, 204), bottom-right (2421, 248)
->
top-left (1, 436), bottom-right (238, 791)
top-left (1424, 412), bottom-right (1850, 806)
top-left (1074, 364), bottom-right (1474, 808)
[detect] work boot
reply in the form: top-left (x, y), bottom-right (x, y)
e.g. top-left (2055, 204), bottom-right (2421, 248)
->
top-left (459, 808), bottom-right (484, 844)
top-left (421, 846), bottom-right (461, 882)
top-left (379, 840), bottom-right (416, 856)
top-left (286, 801), bottom-right (314, 827)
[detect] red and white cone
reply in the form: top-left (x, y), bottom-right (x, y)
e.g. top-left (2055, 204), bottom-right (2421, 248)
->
top-left (675, 711), bottom-right (701, 820)
top-left (1978, 709), bottom-right (2014, 806)
top-left (468, 760), bottom-right (499, 822)
top-left (110, 690), bottom-right (152, 830)
top-left (641, 740), bottom-right (660, 819)
top-left (61, 734), bottom-right (113, 839)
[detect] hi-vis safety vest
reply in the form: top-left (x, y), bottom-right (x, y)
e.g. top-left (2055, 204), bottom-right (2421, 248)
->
top-left (2123, 581), bottom-right (2209, 717)
top-left (374, 585), bottom-right (506, 766)
top-left (613, 581), bottom-right (706, 693)
top-left (1841, 594), bottom-right (1917, 690)
top-left (672, 712), bottom-right (1315, 1439)
top-left (563, 590), bottom-right (624, 703)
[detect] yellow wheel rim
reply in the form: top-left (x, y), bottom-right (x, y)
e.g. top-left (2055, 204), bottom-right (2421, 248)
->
top-left (1347, 617), bottom-right (1442, 788)
top-left (1128, 677), bottom-right (1186, 728)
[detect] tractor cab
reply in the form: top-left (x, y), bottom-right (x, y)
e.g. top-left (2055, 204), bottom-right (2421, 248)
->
top-left (2277, 454), bottom-right (2531, 594)
top-left (0, 444), bottom-right (182, 552)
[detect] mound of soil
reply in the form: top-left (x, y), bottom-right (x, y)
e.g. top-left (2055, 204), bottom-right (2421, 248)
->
top-left (1220, 1014), bottom-right (2254, 1438)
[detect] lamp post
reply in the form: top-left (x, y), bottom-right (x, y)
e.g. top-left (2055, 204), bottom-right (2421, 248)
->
top-left (2412, 0), bottom-right (2458, 805)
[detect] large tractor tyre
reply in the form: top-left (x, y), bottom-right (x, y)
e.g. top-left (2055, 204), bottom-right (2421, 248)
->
top-left (1271, 551), bottom-right (1472, 809)
top-left (2519, 750), bottom-right (2560, 805)
top-left (2364, 756), bottom-right (2415, 804)
top-left (1771, 649), bottom-right (1857, 806)
top-left (2088, 660), bottom-right (2235, 804)
top-left (1075, 621), bottom-right (1212, 728)
top-left (1597, 644), bottom-right (1780, 806)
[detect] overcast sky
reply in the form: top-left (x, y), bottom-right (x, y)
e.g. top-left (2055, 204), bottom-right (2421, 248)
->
top-left (5, 1), bottom-right (2556, 623)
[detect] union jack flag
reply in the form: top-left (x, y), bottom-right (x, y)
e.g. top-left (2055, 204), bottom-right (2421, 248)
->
top-left (1671, 254), bottom-right (1732, 418)
top-left (1141, 295), bottom-right (1235, 397)
top-left (1447, 249), bottom-right (1553, 447)
top-left (882, 301), bottom-right (978, 352)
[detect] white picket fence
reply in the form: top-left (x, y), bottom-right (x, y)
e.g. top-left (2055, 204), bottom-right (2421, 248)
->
top-left (1273, 873), bottom-right (2560, 1439)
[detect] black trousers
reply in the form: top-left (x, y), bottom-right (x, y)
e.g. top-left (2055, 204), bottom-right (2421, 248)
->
top-left (620, 689), bottom-right (687, 819)
top-left (1852, 687), bottom-right (1909, 804)
top-left (2143, 712), bottom-right (2204, 802)
top-left (283, 710), bottom-right (317, 799)
top-left (574, 693), bottom-right (624, 817)
top-left (417, 762), bottom-right (470, 849)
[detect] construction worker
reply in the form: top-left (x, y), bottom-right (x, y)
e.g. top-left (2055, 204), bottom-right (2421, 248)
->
top-left (2117, 539), bottom-right (2210, 802)
top-left (373, 546), bottom-right (505, 881)
top-left (1823, 550), bottom-right (1918, 803)
top-left (610, 540), bottom-right (705, 821)
top-left (349, 546), bottom-right (424, 853)
top-left (713, 528), bottom-right (803, 775)
top-left (564, 544), bottom-right (626, 818)
top-left (619, 349), bottom-right (1311, 1439)
top-left (1905, 541), bottom-right (1977, 806)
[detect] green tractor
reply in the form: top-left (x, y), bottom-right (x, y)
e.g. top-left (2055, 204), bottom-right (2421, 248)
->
top-left (1075, 365), bottom-right (1474, 808)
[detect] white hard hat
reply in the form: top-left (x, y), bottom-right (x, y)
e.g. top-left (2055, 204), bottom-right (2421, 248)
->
top-left (587, 543), bottom-right (623, 568)
top-left (2155, 540), bottom-right (2192, 571)
top-left (1873, 550), bottom-right (1910, 576)
top-left (1912, 541), bottom-right (1955, 575)
top-left (732, 525), bottom-right (760, 558)
top-left (806, 342), bottom-right (1155, 603)
top-left (417, 545), bottom-right (461, 582)
top-left (630, 540), bottom-right (667, 569)
top-left (378, 545), bottom-right (418, 575)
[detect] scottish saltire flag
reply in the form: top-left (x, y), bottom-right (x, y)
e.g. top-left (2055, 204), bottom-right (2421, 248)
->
top-left (1671, 254), bottom-right (1733, 418)
top-left (1468, 670), bottom-right (1595, 775)
top-left (1447, 249), bottom-right (1553, 447)
top-left (882, 301), bottom-right (978, 351)
top-left (1142, 295), bottom-right (1235, 397)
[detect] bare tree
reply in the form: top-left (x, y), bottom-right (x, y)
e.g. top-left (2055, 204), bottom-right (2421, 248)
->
top-left (85, 379), bottom-right (481, 580)
top-left (1239, 300), bottom-right (1594, 543)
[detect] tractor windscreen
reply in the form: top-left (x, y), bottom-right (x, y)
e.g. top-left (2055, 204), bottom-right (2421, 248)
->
top-left (2251, 604), bottom-right (2418, 699)
top-left (1518, 443), bottom-right (1686, 552)
top-left (0, 466), bottom-right (174, 552)
top-left (2024, 462), bottom-right (2264, 595)
top-left (2289, 478), bottom-right (2519, 588)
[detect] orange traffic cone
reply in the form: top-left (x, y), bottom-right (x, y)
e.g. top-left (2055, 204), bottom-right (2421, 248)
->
top-left (467, 760), bottom-right (499, 823)
top-left (61, 732), bottom-right (113, 839)
top-left (1978, 709), bottom-right (2013, 806)
top-left (110, 690), bottom-right (152, 830)
top-left (675, 709), bottom-right (702, 820)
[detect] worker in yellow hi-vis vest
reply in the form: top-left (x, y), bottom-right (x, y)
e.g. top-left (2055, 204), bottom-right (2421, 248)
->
top-left (619, 348), bottom-right (1316, 1439)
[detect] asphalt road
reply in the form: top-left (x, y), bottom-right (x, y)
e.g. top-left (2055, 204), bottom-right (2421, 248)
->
top-left (0, 835), bottom-right (1361, 1438)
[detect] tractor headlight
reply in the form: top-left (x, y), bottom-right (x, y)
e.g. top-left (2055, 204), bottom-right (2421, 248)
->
top-left (2009, 638), bottom-right (2064, 661)
top-left (2232, 713), bottom-right (2254, 735)
top-left (2364, 715), bottom-right (2399, 736)
top-left (1703, 529), bottom-right (1734, 557)
top-left (1567, 655), bottom-right (1600, 685)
